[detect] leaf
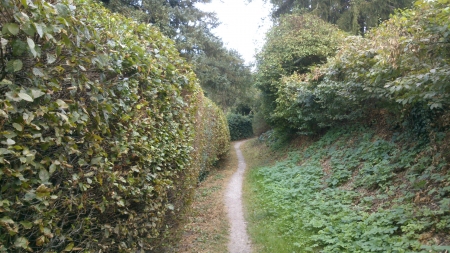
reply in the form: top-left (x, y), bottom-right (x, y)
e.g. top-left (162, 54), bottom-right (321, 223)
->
top-left (47, 53), bottom-right (57, 64)
top-left (63, 242), bottom-right (74, 252)
top-left (5, 23), bottom-right (20, 35)
top-left (32, 67), bottom-right (45, 77)
top-left (12, 123), bottom-right (23, 131)
top-left (20, 0), bottom-right (28, 8)
top-left (0, 109), bottom-right (9, 118)
top-left (36, 184), bottom-right (51, 198)
top-left (39, 169), bottom-right (50, 183)
top-left (36, 235), bottom-right (46, 246)
top-left (12, 60), bottom-right (23, 72)
top-left (6, 139), bottom-right (16, 145)
top-left (14, 237), bottom-right (29, 249)
top-left (56, 99), bottom-right (69, 109)
top-left (0, 216), bottom-right (14, 225)
top-left (20, 221), bottom-right (33, 229)
top-left (34, 23), bottom-right (44, 38)
top-left (31, 89), bottom-right (45, 99)
top-left (91, 157), bottom-right (102, 165)
top-left (27, 37), bottom-right (37, 57)
top-left (49, 163), bottom-right (57, 174)
top-left (18, 92), bottom-right (33, 102)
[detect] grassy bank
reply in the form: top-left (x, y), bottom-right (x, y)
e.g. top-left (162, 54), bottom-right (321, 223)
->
top-left (242, 127), bottom-right (450, 252)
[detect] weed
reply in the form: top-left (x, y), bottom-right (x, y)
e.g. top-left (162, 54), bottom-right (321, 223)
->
top-left (243, 127), bottom-right (450, 252)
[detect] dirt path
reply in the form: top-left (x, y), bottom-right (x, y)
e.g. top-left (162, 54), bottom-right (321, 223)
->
top-left (225, 141), bottom-right (252, 253)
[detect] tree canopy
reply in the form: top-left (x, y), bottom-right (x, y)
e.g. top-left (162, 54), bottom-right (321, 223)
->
top-left (105, 0), bottom-right (254, 111)
top-left (270, 0), bottom-right (415, 35)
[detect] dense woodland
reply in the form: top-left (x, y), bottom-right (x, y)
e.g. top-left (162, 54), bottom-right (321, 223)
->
top-left (0, 0), bottom-right (449, 251)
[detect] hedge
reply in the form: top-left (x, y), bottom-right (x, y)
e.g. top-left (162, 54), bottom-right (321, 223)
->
top-left (0, 0), bottom-right (229, 251)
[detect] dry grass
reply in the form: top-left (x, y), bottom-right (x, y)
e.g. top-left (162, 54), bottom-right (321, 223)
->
top-left (175, 144), bottom-right (239, 253)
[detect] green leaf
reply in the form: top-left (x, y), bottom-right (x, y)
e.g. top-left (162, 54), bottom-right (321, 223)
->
top-left (5, 23), bottom-right (20, 35)
top-left (31, 89), bottom-right (45, 99)
top-left (12, 60), bottom-right (23, 72)
top-left (32, 67), bottom-right (45, 77)
top-left (39, 169), bottom-right (50, 183)
top-left (12, 123), bottom-right (23, 131)
top-left (56, 99), bottom-right (69, 109)
top-left (0, 216), bottom-right (14, 225)
top-left (14, 237), bottom-right (29, 249)
top-left (20, 221), bottom-right (33, 229)
top-left (47, 53), bottom-right (57, 64)
top-left (27, 37), bottom-right (37, 57)
top-left (34, 23), bottom-right (44, 38)
top-left (91, 157), bottom-right (102, 165)
top-left (6, 138), bottom-right (16, 145)
top-left (18, 92), bottom-right (33, 102)
top-left (63, 242), bottom-right (74, 252)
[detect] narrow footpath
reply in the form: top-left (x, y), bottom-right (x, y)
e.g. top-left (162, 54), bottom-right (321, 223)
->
top-left (225, 141), bottom-right (252, 253)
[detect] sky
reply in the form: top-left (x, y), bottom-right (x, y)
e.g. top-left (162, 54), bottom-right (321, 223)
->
top-left (196, 0), bottom-right (273, 65)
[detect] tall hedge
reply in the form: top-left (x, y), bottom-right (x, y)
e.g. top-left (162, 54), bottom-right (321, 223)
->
top-left (0, 0), bottom-right (229, 251)
top-left (194, 96), bottom-right (230, 180)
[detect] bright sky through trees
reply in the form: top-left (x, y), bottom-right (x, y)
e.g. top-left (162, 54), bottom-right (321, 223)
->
top-left (197, 0), bottom-right (272, 65)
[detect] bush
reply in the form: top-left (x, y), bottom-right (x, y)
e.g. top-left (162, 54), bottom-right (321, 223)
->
top-left (0, 0), bottom-right (229, 251)
top-left (227, 113), bottom-right (253, 141)
top-left (252, 110), bottom-right (270, 136)
top-left (266, 0), bottom-right (450, 135)
top-left (194, 96), bottom-right (230, 181)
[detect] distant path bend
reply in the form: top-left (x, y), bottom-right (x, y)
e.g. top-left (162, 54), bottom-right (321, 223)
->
top-left (225, 141), bottom-right (252, 253)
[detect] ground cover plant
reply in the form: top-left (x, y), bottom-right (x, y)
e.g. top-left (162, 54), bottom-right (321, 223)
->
top-left (0, 0), bottom-right (229, 251)
top-left (244, 127), bottom-right (450, 252)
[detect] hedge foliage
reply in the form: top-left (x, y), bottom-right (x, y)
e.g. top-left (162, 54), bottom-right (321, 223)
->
top-left (227, 113), bottom-right (253, 141)
top-left (194, 96), bottom-right (230, 180)
top-left (0, 0), bottom-right (229, 251)
top-left (258, 0), bottom-right (450, 135)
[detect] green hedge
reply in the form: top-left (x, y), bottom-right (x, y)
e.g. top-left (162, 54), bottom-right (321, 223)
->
top-left (194, 96), bottom-right (230, 181)
top-left (227, 113), bottom-right (253, 141)
top-left (0, 0), bottom-right (229, 251)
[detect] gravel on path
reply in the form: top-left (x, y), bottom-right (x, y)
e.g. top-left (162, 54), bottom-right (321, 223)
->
top-left (225, 141), bottom-right (252, 253)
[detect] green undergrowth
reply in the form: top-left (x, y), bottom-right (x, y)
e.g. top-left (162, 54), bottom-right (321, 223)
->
top-left (244, 127), bottom-right (450, 253)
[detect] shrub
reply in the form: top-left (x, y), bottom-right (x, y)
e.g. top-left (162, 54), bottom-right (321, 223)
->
top-left (0, 0), bottom-right (229, 251)
top-left (227, 113), bottom-right (253, 141)
top-left (252, 110), bottom-right (270, 136)
top-left (267, 0), bottom-right (450, 136)
top-left (194, 96), bottom-right (230, 181)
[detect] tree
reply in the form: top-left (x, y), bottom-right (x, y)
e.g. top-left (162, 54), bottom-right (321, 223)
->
top-left (255, 13), bottom-right (345, 128)
top-left (269, 0), bottom-right (415, 35)
top-left (104, 0), bottom-right (253, 111)
top-left (194, 45), bottom-right (254, 110)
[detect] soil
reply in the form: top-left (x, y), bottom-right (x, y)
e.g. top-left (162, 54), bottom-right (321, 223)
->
top-left (225, 141), bottom-right (252, 253)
